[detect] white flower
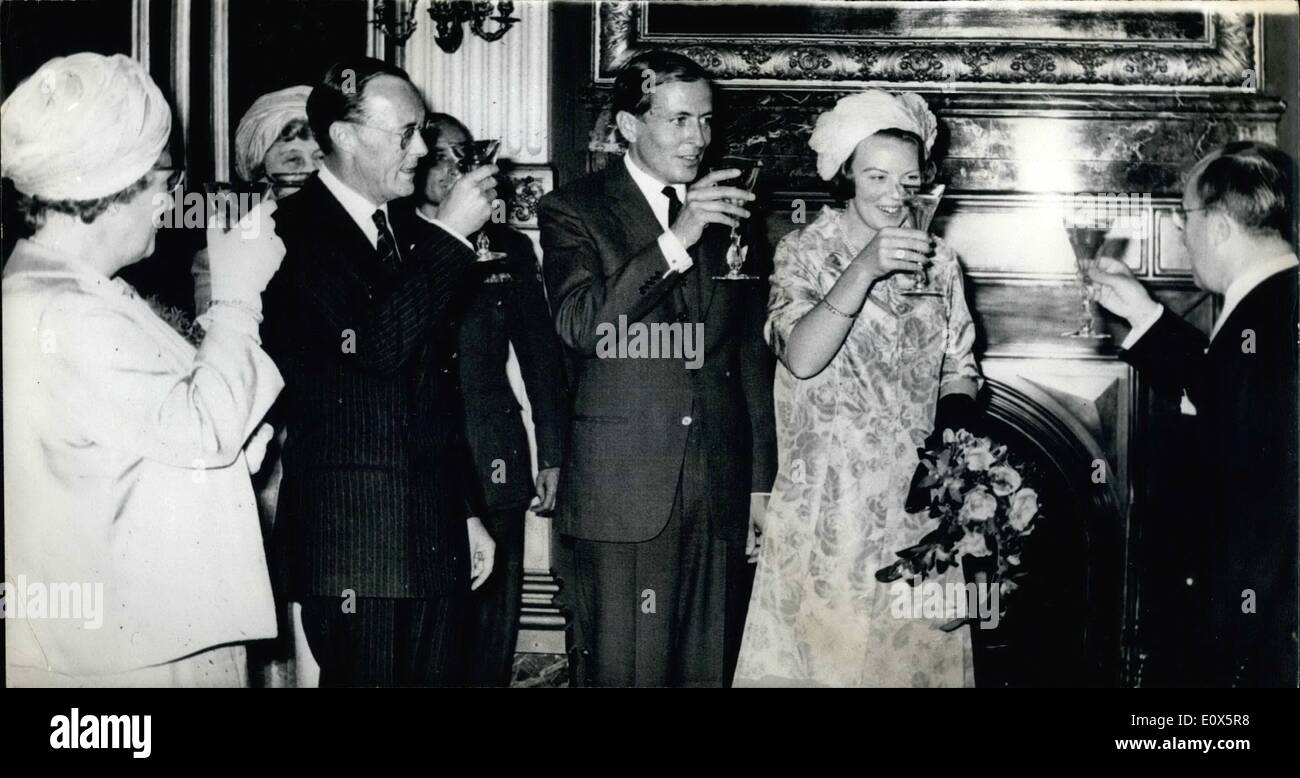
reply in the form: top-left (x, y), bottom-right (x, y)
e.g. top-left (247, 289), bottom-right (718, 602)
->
top-left (1008, 489), bottom-right (1039, 532)
top-left (956, 531), bottom-right (991, 558)
top-left (960, 487), bottom-right (997, 522)
top-left (964, 444), bottom-right (995, 471)
top-left (988, 464), bottom-right (1022, 497)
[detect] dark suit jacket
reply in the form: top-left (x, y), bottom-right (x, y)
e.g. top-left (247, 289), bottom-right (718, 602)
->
top-left (263, 175), bottom-right (483, 599)
top-left (1123, 265), bottom-right (1298, 687)
top-left (538, 161), bottom-right (777, 543)
top-left (404, 214), bottom-right (568, 511)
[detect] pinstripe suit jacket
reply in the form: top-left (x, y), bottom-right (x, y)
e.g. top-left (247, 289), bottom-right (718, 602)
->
top-left (263, 175), bottom-right (484, 599)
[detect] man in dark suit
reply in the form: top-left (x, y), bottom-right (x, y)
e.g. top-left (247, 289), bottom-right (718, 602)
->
top-left (406, 113), bottom-right (569, 686)
top-left (538, 51), bottom-right (777, 687)
top-left (1092, 141), bottom-right (1298, 687)
top-left (263, 58), bottom-right (500, 686)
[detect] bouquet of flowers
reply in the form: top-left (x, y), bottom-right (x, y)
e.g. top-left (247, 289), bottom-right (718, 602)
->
top-left (875, 428), bottom-right (1042, 622)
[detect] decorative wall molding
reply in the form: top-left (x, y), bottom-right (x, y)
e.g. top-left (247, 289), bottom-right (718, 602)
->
top-left (409, 0), bottom-right (549, 164)
top-left (596, 1), bottom-right (1261, 92)
top-left (131, 0), bottom-right (151, 72)
top-left (584, 88), bottom-right (1284, 197)
top-left (211, 0), bottom-right (231, 183)
top-left (173, 0), bottom-right (193, 171)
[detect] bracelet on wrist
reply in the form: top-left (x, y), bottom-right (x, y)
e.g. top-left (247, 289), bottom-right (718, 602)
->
top-left (819, 297), bottom-right (857, 319)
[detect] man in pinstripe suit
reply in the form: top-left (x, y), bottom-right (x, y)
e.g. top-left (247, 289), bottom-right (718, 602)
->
top-left (263, 58), bottom-right (499, 686)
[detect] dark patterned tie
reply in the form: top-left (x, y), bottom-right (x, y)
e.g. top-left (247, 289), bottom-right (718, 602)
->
top-left (371, 208), bottom-right (402, 268)
top-left (662, 185), bottom-right (682, 228)
top-left (661, 185), bottom-right (693, 317)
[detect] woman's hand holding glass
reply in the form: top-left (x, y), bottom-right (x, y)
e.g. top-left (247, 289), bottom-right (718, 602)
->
top-left (850, 225), bottom-right (933, 286)
top-left (206, 199), bottom-right (286, 308)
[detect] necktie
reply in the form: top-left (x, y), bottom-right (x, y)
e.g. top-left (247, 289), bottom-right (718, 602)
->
top-left (661, 185), bottom-right (694, 316)
top-left (371, 209), bottom-right (402, 268)
top-left (662, 185), bottom-right (682, 228)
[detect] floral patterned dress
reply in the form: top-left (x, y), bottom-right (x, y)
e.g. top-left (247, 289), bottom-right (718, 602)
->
top-left (734, 207), bottom-right (981, 687)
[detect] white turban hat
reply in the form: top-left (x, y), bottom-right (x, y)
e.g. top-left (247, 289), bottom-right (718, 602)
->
top-left (808, 90), bottom-right (938, 181)
top-left (234, 85), bottom-right (312, 182)
top-left (1, 53), bottom-right (171, 200)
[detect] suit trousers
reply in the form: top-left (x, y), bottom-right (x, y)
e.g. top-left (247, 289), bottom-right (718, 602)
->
top-left (300, 595), bottom-right (467, 687)
top-left (565, 429), bottom-right (752, 687)
top-left (465, 505), bottom-right (527, 687)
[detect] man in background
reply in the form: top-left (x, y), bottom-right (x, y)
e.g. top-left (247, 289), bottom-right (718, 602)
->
top-left (407, 113), bottom-right (569, 686)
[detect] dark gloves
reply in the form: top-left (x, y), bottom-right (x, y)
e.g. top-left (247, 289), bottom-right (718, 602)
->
top-left (924, 392), bottom-right (979, 451)
top-left (905, 393), bottom-right (980, 513)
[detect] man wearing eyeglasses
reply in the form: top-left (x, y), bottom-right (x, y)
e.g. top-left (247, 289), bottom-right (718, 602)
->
top-left (1091, 142), bottom-right (1298, 687)
top-left (262, 57), bottom-right (498, 686)
top-left (538, 50), bottom-right (777, 687)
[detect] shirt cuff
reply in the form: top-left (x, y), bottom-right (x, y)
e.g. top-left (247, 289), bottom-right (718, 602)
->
top-left (658, 231), bottom-right (694, 273)
top-left (416, 211), bottom-right (476, 250)
top-left (1119, 302), bottom-right (1164, 350)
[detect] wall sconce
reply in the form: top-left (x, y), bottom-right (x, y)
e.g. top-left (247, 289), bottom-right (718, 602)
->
top-left (428, 1), bottom-right (519, 53)
top-left (373, 0), bottom-right (519, 52)
top-left (372, 0), bottom-right (420, 46)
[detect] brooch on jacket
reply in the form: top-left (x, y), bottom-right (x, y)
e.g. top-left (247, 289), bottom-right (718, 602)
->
top-left (483, 271), bottom-right (513, 285)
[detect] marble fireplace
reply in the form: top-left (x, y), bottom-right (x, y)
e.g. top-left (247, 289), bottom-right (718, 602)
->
top-left (557, 0), bottom-right (1291, 686)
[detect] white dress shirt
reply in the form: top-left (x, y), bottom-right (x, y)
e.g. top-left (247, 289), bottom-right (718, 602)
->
top-left (623, 154), bottom-right (694, 273)
top-left (414, 207), bottom-right (476, 251)
top-left (317, 163), bottom-right (385, 250)
top-left (317, 164), bottom-right (475, 253)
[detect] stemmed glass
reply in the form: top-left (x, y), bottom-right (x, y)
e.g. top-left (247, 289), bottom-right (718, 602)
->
top-left (896, 183), bottom-right (945, 297)
top-left (1062, 214), bottom-right (1113, 339)
top-left (711, 155), bottom-right (762, 281)
top-left (451, 138), bottom-right (506, 263)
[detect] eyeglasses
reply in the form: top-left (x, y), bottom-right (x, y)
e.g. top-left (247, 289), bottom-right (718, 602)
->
top-left (155, 167), bottom-right (186, 193)
top-left (1172, 204), bottom-right (1207, 229)
top-left (348, 119), bottom-right (427, 151)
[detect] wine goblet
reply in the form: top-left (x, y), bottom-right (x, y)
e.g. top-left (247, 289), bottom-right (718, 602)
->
top-left (1061, 216), bottom-right (1114, 339)
top-left (451, 139), bottom-right (507, 263)
top-left (710, 155), bottom-right (763, 281)
top-left (896, 183), bottom-right (945, 297)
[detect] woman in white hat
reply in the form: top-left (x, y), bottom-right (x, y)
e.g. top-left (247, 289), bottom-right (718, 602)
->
top-left (734, 90), bottom-right (982, 687)
top-left (2, 52), bottom-right (286, 686)
top-left (193, 85), bottom-right (320, 314)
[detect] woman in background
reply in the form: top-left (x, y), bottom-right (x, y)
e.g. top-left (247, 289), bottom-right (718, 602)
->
top-left (734, 90), bottom-right (982, 687)
top-left (2, 52), bottom-right (286, 686)
top-left (194, 85), bottom-right (321, 313)
top-left (192, 85), bottom-right (324, 687)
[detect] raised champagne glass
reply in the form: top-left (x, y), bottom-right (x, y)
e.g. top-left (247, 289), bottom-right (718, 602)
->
top-left (452, 139), bottom-right (507, 263)
top-left (1062, 215), bottom-right (1113, 339)
top-left (711, 155), bottom-right (762, 281)
top-left (896, 183), bottom-right (945, 297)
